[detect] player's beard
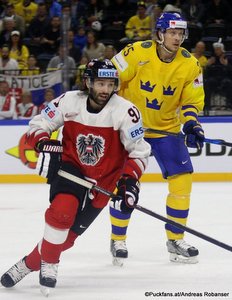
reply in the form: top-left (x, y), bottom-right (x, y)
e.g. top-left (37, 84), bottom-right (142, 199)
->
top-left (89, 88), bottom-right (111, 109)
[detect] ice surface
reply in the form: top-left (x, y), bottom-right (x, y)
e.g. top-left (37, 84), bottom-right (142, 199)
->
top-left (0, 182), bottom-right (231, 300)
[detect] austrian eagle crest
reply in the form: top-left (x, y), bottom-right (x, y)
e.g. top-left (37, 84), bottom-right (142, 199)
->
top-left (76, 133), bottom-right (105, 165)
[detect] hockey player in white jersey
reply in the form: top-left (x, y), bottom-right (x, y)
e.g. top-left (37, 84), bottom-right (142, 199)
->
top-left (0, 59), bottom-right (151, 296)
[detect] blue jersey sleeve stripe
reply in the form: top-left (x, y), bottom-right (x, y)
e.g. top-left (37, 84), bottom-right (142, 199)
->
top-left (181, 105), bottom-right (197, 110)
top-left (183, 111), bottom-right (198, 119)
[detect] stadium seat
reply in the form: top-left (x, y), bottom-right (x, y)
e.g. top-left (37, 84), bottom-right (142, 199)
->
top-left (224, 36), bottom-right (232, 51)
top-left (203, 23), bottom-right (226, 38)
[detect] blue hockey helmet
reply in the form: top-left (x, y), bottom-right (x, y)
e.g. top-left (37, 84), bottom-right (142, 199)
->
top-left (155, 12), bottom-right (188, 39)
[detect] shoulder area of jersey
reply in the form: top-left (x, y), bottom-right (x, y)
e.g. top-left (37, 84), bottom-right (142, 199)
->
top-left (177, 48), bottom-right (200, 70)
top-left (139, 40), bottom-right (154, 49)
top-left (179, 47), bottom-right (192, 59)
top-left (62, 90), bottom-right (86, 98)
top-left (112, 93), bottom-right (137, 110)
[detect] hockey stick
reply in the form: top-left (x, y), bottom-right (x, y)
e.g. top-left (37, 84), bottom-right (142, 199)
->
top-left (58, 169), bottom-right (232, 253)
top-left (144, 128), bottom-right (232, 147)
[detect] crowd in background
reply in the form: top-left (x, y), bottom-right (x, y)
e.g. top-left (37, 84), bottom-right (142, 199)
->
top-left (1, 0), bottom-right (232, 118)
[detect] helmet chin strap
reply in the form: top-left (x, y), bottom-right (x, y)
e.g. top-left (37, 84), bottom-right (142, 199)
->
top-left (156, 32), bottom-right (175, 55)
top-left (157, 31), bottom-right (185, 56)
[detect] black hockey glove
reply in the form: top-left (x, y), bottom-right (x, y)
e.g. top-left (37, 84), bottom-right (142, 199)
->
top-left (35, 139), bottom-right (63, 154)
top-left (183, 120), bottom-right (205, 149)
top-left (36, 140), bottom-right (62, 184)
top-left (110, 176), bottom-right (140, 214)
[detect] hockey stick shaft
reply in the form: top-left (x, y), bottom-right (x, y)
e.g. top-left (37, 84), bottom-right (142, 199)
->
top-left (144, 128), bottom-right (232, 147)
top-left (135, 205), bottom-right (232, 252)
top-left (58, 169), bottom-right (232, 252)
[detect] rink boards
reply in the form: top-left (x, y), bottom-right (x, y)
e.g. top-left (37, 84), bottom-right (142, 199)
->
top-left (0, 117), bottom-right (231, 183)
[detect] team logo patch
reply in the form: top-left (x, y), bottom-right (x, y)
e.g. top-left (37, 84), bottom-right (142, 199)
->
top-left (98, 69), bottom-right (118, 78)
top-left (163, 85), bottom-right (176, 95)
top-left (128, 121), bottom-right (144, 140)
top-left (76, 133), bottom-right (105, 166)
top-left (140, 80), bottom-right (155, 92)
top-left (141, 41), bottom-right (152, 48)
top-left (41, 102), bottom-right (60, 120)
top-left (138, 60), bottom-right (149, 66)
top-left (181, 49), bottom-right (191, 58)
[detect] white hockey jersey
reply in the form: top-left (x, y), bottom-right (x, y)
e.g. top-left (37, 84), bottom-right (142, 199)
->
top-left (28, 91), bottom-right (151, 191)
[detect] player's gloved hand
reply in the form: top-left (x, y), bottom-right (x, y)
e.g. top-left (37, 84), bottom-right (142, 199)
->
top-left (183, 120), bottom-right (205, 149)
top-left (110, 176), bottom-right (140, 214)
top-left (35, 139), bottom-right (63, 153)
top-left (36, 140), bottom-right (62, 184)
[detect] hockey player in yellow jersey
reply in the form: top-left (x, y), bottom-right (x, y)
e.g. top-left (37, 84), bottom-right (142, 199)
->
top-left (110, 12), bottom-right (205, 265)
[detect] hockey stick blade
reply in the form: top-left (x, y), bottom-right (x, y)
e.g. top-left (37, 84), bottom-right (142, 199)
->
top-left (144, 128), bottom-right (232, 147)
top-left (58, 170), bottom-right (232, 253)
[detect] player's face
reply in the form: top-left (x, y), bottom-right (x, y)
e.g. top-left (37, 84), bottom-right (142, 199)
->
top-left (90, 78), bottom-right (116, 108)
top-left (163, 28), bottom-right (184, 52)
top-left (0, 82), bottom-right (9, 96)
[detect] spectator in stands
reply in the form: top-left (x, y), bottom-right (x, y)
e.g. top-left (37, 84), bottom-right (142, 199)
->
top-left (70, 0), bottom-right (87, 29)
top-left (146, 1), bottom-right (163, 20)
top-left (6, 0), bottom-right (21, 5)
top-left (106, 0), bottom-right (135, 28)
top-left (44, 0), bottom-right (62, 18)
top-left (191, 41), bottom-right (208, 70)
top-left (144, 0), bottom-right (156, 15)
top-left (0, 1), bottom-right (7, 20)
top-left (15, 90), bottom-right (38, 119)
top-left (103, 44), bottom-right (116, 60)
top-left (40, 16), bottom-right (61, 55)
top-left (27, 3), bottom-right (50, 56)
top-left (123, 1), bottom-right (151, 42)
top-left (73, 55), bottom-right (88, 90)
top-left (0, 80), bottom-right (16, 120)
top-left (21, 54), bottom-right (40, 76)
top-left (204, 40), bottom-right (232, 110)
top-left (9, 30), bottom-right (29, 70)
top-left (163, 0), bottom-right (182, 13)
top-left (38, 87), bottom-right (55, 113)
top-left (4, 3), bottom-right (25, 35)
top-left (0, 17), bottom-right (16, 47)
top-left (15, 0), bottom-right (38, 28)
top-left (0, 44), bottom-right (19, 75)
top-left (205, 0), bottom-right (231, 25)
top-left (86, 0), bottom-right (105, 32)
top-left (207, 40), bottom-right (231, 66)
top-left (61, 2), bottom-right (72, 31)
top-left (82, 30), bottom-right (105, 60)
top-left (67, 29), bottom-right (82, 64)
top-left (47, 45), bottom-right (76, 88)
top-left (73, 25), bottom-right (87, 53)
top-left (181, 0), bottom-right (205, 28)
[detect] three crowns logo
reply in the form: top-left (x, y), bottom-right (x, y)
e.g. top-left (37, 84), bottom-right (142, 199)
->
top-left (140, 81), bottom-right (176, 96)
top-left (140, 80), bottom-right (155, 92)
top-left (163, 85), bottom-right (176, 95)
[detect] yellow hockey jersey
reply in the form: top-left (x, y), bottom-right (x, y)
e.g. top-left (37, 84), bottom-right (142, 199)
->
top-left (125, 15), bottom-right (151, 39)
top-left (112, 40), bottom-right (205, 137)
